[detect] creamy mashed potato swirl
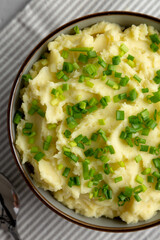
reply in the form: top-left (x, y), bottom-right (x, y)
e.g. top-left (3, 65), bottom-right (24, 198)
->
top-left (15, 22), bottom-right (160, 224)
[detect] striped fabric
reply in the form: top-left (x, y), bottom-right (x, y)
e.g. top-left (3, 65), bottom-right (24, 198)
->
top-left (0, 0), bottom-right (160, 239)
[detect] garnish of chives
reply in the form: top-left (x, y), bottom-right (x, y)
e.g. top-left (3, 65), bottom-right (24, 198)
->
top-left (98, 56), bottom-right (107, 68)
top-left (118, 161), bottom-right (125, 167)
top-left (134, 194), bottom-right (141, 202)
top-left (66, 117), bottom-right (78, 129)
top-left (64, 151), bottom-right (79, 162)
top-left (114, 176), bottom-right (123, 183)
top-left (69, 47), bottom-right (93, 52)
top-left (89, 97), bottom-right (98, 106)
top-left (63, 62), bottom-right (74, 73)
top-left (62, 83), bottom-right (69, 91)
top-left (97, 129), bottom-right (108, 142)
top-left (87, 105), bottom-right (97, 113)
top-left (127, 54), bottom-right (135, 61)
top-left (73, 62), bottom-right (80, 70)
top-left (100, 155), bottom-right (109, 163)
top-left (87, 50), bottom-right (97, 58)
top-left (84, 148), bottom-right (94, 157)
top-left (91, 133), bottom-right (98, 141)
top-left (127, 59), bottom-right (135, 68)
top-left (112, 56), bottom-right (121, 65)
top-left (140, 109), bottom-right (149, 122)
top-left (57, 164), bottom-right (64, 170)
top-left (62, 167), bottom-right (70, 177)
top-left (34, 152), bottom-right (45, 161)
top-left (116, 110), bottom-right (124, 120)
top-left (64, 129), bottom-right (71, 138)
top-left (150, 34), bottom-right (160, 44)
top-left (141, 168), bottom-right (151, 175)
top-left (22, 74), bottom-right (32, 83)
top-left (106, 79), bottom-right (119, 90)
top-left (119, 43), bottom-right (129, 54)
top-left (140, 145), bottom-right (149, 152)
top-left (13, 111), bottom-right (23, 124)
top-left (43, 135), bottom-right (52, 150)
top-left (147, 176), bottom-right (154, 183)
top-left (114, 72), bottom-right (122, 78)
top-left (128, 89), bottom-right (138, 101)
top-left (30, 146), bottom-right (39, 153)
top-left (136, 175), bottom-right (144, 184)
top-left (135, 155), bottom-right (142, 163)
top-left (82, 161), bottom-right (89, 180)
top-left (83, 64), bottom-right (97, 77)
top-left (150, 43), bottom-right (159, 52)
top-left (133, 74), bottom-right (142, 83)
top-left (61, 50), bottom-right (69, 59)
top-left (107, 64), bottom-right (117, 71)
top-left (47, 123), bottom-right (57, 129)
top-left (73, 26), bottom-right (80, 34)
top-left (56, 71), bottom-right (64, 80)
top-left (78, 53), bottom-right (88, 63)
top-left (98, 119), bottom-right (105, 125)
top-left (141, 88), bottom-right (149, 93)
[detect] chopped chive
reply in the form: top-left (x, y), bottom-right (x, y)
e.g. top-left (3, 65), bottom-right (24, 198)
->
top-left (141, 88), bottom-right (149, 93)
top-left (13, 111), bottom-right (23, 124)
top-left (106, 79), bottom-right (119, 89)
top-left (30, 146), bottom-right (39, 153)
top-left (100, 155), bottom-right (109, 163)
top-left (114, 72), bottom-right (122, 78)
top-left (85, 80), bottom-right (94, 88)
top-left (154, 109), bottom-right (157, 121)
top-left (127, 54), bottom-right (135, 61)
top-left (73, 62), bottom-right (79, 70)
top-left (127, 60), bottom-right (135, 68)
top-left (63, 62), bottom-right (74, 73)
top-left (73, 25), bottom-right (80, 34)
top-left (108, 145), bottom-right (115, 154)
top-left (84, 148), bottom-right (94, 157)
top-left (61, 50), bottom-right (68, 59)
top-left (66, 117), bottom-right (78, 129)
top-left (34, 152), bottom-right (45, 161)
top-left (114, 176), bottom-right (123, 183)
top-left (57, 164), bottom-right (64, 170)
top-left (56, 71), bottom-right (64, 80)
top-left (97, 129), bottom-right (108, 142)
top-left (149, 89), bottom-right (160, 103)
top-left (103, 69), bottom-right (112, 76)
top-left (100, 96), bottom-right (109, 108)
top-left (141, 168), bottom-right (151, 175)
top-left (62, 83), bottom-right (69, 91)
top-left (74, 134), bottom-right (83, 143)
top-left (107, 64), bottom-right (116, 71)
top-left (136, 175), bottom-right (144, 184)
top-left (77, 142), bottom-right (84, 149)
top-left (69, 47), bottom-right (93, 52)
top-left (128, 89), bottom-right (138, 101)
top-left (118, 161), bottom-right (125, 167)
top-left (43, 135), bottom-right (52, 150)
top-left (62, 167), bottom-right (70, 177)
top-left (119, 76), bottom-right (129, 86)
top-left (28, 137), bottom-right (35, 144)
top-left (87, 105), bottom-right (98, 113)
top-left (98, 119), bottom-right (105, 125)
top-left (150, 43), bottom-right (159, 52)
top-left (64, 151), bottom-right (78, 162)
top-left (37, 109), bottom-right (45, 117)
top-left (116, 110), bottom-right (124, 120)
top-left (147, 176), bottom-right (154, 183)
top-left (146, 119), bottom-right (157, 129)
top-left (87, 50), bottom-right (97, 58)
top-left (91, 133), bottom-right (98, 141)
top-left (69, 141), bottom-right (77, 147)
top-left (140, 145), bottom-right (149, 152)
top-left (134, 194), bottom-right (141, 202)
top-left (119, 43), bottom-right (129, 53)
top-left (112, 56), bottom-right (121, 65)
top-left (153, 75), bottom-right (160, 84)
top-left (140, 109), bottom-right (149, 122)
top-left (150, 34), bottom-right (160, 44)
top-left (64, 129), bottom-right (71, 138)
top-left (133, 74), bottom-right (142, 83)
top-left (78, 53), bottom-right (88, 63)
top-left (79, 75), bottom-right (85, 83)
top-left (98, 56), bottom-right (107, 68)
top-left (135, 154), bottom-right (142, 163)
top-left (152, 171), bottom-right (160, 178)
top-left (82, 161), bottom-right (89, 180)
top-left (89, 97), bottom-right (98, 106)
top-left (83, 64), bottom-right (97, 77)
top-left (153, 158), bottom-right (160, 169)
top-left (155, 181), bottom-right (160, 190)
top-left (47, 123), bottom-right (57, 129)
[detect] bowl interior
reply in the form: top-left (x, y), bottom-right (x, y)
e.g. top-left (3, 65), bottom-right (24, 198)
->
top-left (9, 12), bottom-right (160, 231)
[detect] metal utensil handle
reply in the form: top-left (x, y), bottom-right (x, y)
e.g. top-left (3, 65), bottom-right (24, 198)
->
top-left (9, 226), bottom-right (20, 240)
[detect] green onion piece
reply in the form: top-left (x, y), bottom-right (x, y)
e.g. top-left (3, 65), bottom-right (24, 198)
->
top-left (141, 168), bottom-right (151, 175)
top-left (120, 131), bottom-right (127, 139)
top-left (91, 133), bottom-right (98, 141)
top-left (98, 56), bottom-right (107, 68)
top-left (149, 90), bottom-right (160, 103)
top-left (64, 151), bottom-right (78, 162)
top-left (84, 148), bottom-right (94, 157)
top-left (120, 76), bottom-right (129, 86)
top-left (56, 71), bottom-right (64, 80)
top-left (64, 129), bottom-right (71, 138)
top-left (100, 96), bottom-right (109, 108)
top-left (127, 54), bottom-right (135, 61)
top-left (147, 176), bottom-right (154, 183)
top-left (97, 129), bottom-right (108, 142)
top-left (124, 187), bottom-right (133, 197)
top-left (85, 80), bottom-right (94, 88)
top-left (136, 175), bottom-right (144, 184)
top-left (141, 128), bottom-right (150, 136)
top-left (150, 34), bottom-right (160, 44)
top-left (108, 145), bottom-right (115, 154)
top-left (13, 111), bottom-right (23, 124)
top-left (34, 152), bottom-right (45, 161)
top-left (82, 161), bottom-right (89, 180)
top-left (63, 62), bottom-right (74, 73)
top-left (83, 64), bottom-right (97, 77)
top-left (153, 75), bottom-right (160, 84)
top-left (128, 89), bottom-right (138, 101)
top-left (28, 100), bottom-right (39, 115)
top-left (62, 74), bottom-right (69, 81)
top-left (118, 161), bottom-right (125, 167)
top-left (146, 119), bottom-right (157, 130)
top-left (112, 56), bottom-right (121, 65)
top-left (120, 43), bottom-right (129, 53)
top-left (61, 50), bottom-right (68, 59)
top-left (51, 88), bottom-right (57, 96)
top-left (47, 123), bottom-right (57, 130)
top-left (22, 74), bottom-right (32, 83)
top-left (79, 101), bottom-right (86, 109)
top-left (87, 50), bottom-right (97, 58)
top-left (28, 137), bottom-right (35, 144)
top-left (107, 64), bottom-right (117, 71)
top-left (126, 138), bottom-right (133, 147)
top-left (114, 72), bottom-right (122, 78)
top-left (155, 180), bottom-right (160, 190)
top-left (100, 155), bottom-right (109, 163)
top-left (63, 146), bottom-right (71, 152)
top-left (152, 171), bottom-right (160, 178)
top-left (73, 25), bottom-right (80, 34)
top-left (103, 69), bottom-right (112, 76)
top-left (133, 74), bottom-right (142, 83)
top-left (134, 194), bottom-right (141, 202)
top-left (57, 164), bottom-right (64, 170)
top-left (74, 134), bottom-right (83, 143)
top-left (98, 119), bottom-right (105, 125)
top-left (150, 43), bottom-right (159, 52)
top-left (69, 141), bottom-right (77, 147)
top-left (37, 109), bottom-right (45, 117)
top-left (88, 105), bottom-right (98, 113)
top-left (154, 109), bottom-right (157, 121)
top-left (140, 109), bottom-right (149, 122)
top-left (69, 47), bottom-right (93, 52)
top-left (127, 60), bottom-right (135, 68)
top-left (114, 176), bottom-right (123, 183)
top-left (73, 62), bottom-right (80, 70)
top-left (135, 154), bottom-right (142, 163)
top-left (62, 167), bottom-right (70, 177)
top-left (89, 97), bottom-right (98, 106)
top-left (79, 75), bottom-right (85, 83)
top-left (134, 185), bottom-right (143, 193)
top-left (153, 158), bottom-right (160, 169)
top-left (106, 79), bottom-right (119, 90)
top-left (140, 145), bottom-right (149, 152)
top-left (116, 110), bottom-right (124, 120)
top-left (66, 117), bottom-right (78, 129)
top-left (62, 83), bottom-right (69, 91)
top-left (78, 53), bottom-right (88, 63)
top-left (141, 88), bottom-right (149, 93)
top-left (30, 146), bottom-right (39, 153)
top-left (43, 135), bottom-right (52, 150)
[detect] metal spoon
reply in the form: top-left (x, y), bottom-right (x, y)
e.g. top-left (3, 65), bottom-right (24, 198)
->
top-left (0, 173), bottom-right (20, 239)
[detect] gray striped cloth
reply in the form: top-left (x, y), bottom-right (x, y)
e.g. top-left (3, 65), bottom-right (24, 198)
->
top-left (0, 0), bottom-right (160, 239)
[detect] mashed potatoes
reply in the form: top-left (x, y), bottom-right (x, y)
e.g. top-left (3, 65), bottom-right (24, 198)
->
top-left (15, 22), bottom-right (160, 224)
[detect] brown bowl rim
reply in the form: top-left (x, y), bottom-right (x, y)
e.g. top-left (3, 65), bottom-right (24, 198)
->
top-left (8, 11), bottom-right (160, 232)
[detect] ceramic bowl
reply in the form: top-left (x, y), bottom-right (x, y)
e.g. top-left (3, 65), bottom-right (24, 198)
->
top-left (8, 11), bottom-right (160, 232)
